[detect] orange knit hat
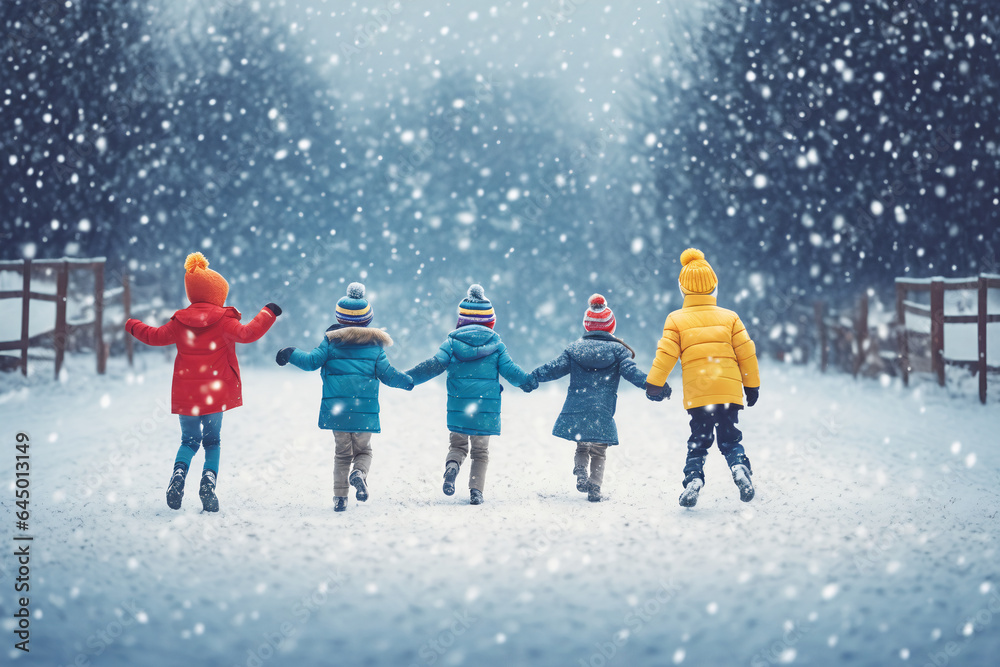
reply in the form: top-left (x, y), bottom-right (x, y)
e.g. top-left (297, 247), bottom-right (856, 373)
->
top-left (678, 248), bottom-right (718, 295)
top-left (184, 252), bottom-right (229, 306)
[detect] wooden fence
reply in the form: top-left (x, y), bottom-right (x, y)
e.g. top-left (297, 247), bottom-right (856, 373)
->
top-left (0, 258), bottom-right (134, 378)
top-left (896, 274), bottom-right (1000, 404)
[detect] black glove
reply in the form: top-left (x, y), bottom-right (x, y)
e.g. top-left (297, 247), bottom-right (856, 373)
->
top-left (275, 347), bottom-right (295, 366)
top-left (265, 303), bottom-right (282, 317)
top-left (744, 386), bottom-right (759, 407)
top-left (645, 382), bottom-right (670, 402)
top-left (521, 375), bottom-right (539, 393)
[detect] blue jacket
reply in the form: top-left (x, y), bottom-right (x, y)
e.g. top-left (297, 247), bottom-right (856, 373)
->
top-left (408, 325), bottom-right (531, 436)
top-left (287, 325), bottom-right (413, 432)
top-left (532, 331), bottom-right (647, 445)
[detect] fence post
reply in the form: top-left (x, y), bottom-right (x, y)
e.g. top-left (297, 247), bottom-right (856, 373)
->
top-left (930, 278), bottom-right (945, 387)
top-left (20, 259), bottom-right (31, 376)
top-left (853, 292), bottom-right (869, 378)
top-left (979, 275), bottom-right (988, 404)
top-left (94, 261), bottom-right (106, 375)
top-left (54, 261), bottom-right (69, 380)
top-left (896, 281), bottom-right (909, 386)
top-left (814, 300), bottom-right (827, 373)
top-left (123, 268), bottom-right (133, 367)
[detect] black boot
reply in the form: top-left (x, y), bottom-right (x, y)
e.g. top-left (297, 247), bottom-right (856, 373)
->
top-left (166, 462), bottom-right (188, 510)
top-left (679, 477), bottom-right (704, 508)
top-left (587, 482), bottom-right (602, 502)
top-left (470, 488), bottom-right (484, 505)
top-left (350, 470), bottom-right (369, 502)
top-left (573, 465), bottom-right (589, 493)
top-left (443, 461), bottom-right (459, 496)
top-left (199, 470), bottom-right (219, 513)
top-left (333, 497), bottom-right (348, 512)
top-left (731, 464), bottom-right (755, 502)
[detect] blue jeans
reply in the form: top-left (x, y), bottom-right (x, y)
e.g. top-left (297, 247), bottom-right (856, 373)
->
top-left (176, 413), bottom-right (223, 474)
top-left (682, 405), bottom-right (750, 486)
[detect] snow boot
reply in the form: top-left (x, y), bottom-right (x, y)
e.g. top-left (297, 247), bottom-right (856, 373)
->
top-left (443, 461), bottom-right (459, 496)
top-left (470, 488), bottom-right (484, 505)
top-left (679, 478), bottom-right (704, 508)
top-left (574, 465), bottom-right (589, 493)
top-left (166, 462), bottom-right (188, 510)
top-left (587, 482), bottom-right (602, 503)
top-left (731, 464), bottom-right (755, 502)
top-left (333, 497), bottom-right (348, 512)
top-left (199, 470), bottom-right (219, 513)
top-left (350, 470), bottom-right (369, 502)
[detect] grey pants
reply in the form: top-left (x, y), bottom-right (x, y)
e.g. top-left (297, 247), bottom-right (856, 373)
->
top-left (446, 432), bottom-right (491, 492)
top-left (574, 442), bottom-right (608, 486)
top-left (333, 431), bottom-right (373, 497)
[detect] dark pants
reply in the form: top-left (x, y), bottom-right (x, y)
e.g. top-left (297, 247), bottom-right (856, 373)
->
top-left (682, 405), bottom-right (751, 487)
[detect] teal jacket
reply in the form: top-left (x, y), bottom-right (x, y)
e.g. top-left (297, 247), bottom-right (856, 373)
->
top-left (408, 325), bottom-right (531, 436)
top-left (287, 325), bottom-right (412, 432)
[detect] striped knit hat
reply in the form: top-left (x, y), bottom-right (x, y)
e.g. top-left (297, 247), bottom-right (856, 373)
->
top-left (336, 282), bottom-right (373, 327)
top-left (457, 284), bottom-right (496, 329)
top-left (583, 294), bottom-right (616, 334)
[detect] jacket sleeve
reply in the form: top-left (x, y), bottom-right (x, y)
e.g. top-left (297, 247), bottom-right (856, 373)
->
top-left (375, 350), bottom-right (414, 390)
top-left (497, 343), bottom-right (531, 387)
top-left (732, 316), bottom-right (760, 388)
top-left (647, 314), bottom-right (680, 386)
top-left (618, 348), bottom-right (648, 389)
top-left (532, 350), bottom-right (570, 383)
top-left (406, 340), bottom-right (451, 385)
top-left (288, 338), bottom-right (330, 372)
top-left (126, 318), bottom-right (178, 347)
top-left (222, 307), bottom-right (277, 344)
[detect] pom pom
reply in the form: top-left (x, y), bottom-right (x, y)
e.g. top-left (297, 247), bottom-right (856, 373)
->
top-left (184, 252), bottom-right (209, 273)
top-left (346, 282), bottom-right (366, 299)
top-left (588, 294), bottom-right (607, 311)
top-left (680, 248), bottom-right (705, 267)
top-left (467, 284), bottom-right (486, 300)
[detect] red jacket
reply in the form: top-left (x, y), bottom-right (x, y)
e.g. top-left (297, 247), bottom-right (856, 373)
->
top-left (126, 303), bottom-right (276, 416)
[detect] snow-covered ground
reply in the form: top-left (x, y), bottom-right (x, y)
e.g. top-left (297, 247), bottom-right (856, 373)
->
top-left (1, 356), bottom-right (998, 667)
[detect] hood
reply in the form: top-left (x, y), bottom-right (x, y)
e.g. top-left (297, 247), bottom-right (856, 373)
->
top-left (449, 325), bottom-right (501, 361)
top-left (173, 303), bottom-right (240, 328)
top-left (567, 333), bottom-right (622, 371)
top-left (326, 326), bottom-right (393, 348)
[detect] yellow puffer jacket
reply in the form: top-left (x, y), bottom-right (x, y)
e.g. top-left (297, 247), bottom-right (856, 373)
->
top-left (647, 294), bottom-right (760, 409)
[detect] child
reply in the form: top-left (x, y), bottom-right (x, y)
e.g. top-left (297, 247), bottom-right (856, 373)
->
top-left (645, 248), bottom-right (760, 508)
top-left (125, 252), bottom-right (280, 512)
top-left (275, 282), bottom-right (413, 512)
top-left (531, 294), bottom-right (653, 502)
top-left (407, 284), bottom-right (536, 505)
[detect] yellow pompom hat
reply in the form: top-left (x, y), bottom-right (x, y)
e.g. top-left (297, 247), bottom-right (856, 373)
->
top-left (183, 252), bottom-right (229, 307)
top-left (677, 248), bottom-right (718, 295)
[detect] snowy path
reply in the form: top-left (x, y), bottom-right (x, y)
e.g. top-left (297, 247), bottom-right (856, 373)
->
top-left (1, 358), bottom-right (999, 667)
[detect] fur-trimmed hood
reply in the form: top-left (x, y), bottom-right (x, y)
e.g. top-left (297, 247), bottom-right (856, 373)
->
top-left (326, 326), bottom-right (393, 348)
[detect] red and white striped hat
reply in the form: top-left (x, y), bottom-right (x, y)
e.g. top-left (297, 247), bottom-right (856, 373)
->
top-left (583, 294), bottom-right (616, 334)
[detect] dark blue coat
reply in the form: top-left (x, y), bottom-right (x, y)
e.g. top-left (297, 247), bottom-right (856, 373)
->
top-left (532, 331), bottom-right (647, 445)
top-left (408, 325), bottom-right (531, 436)
top-left (287, 325), bottom-right (413, 433)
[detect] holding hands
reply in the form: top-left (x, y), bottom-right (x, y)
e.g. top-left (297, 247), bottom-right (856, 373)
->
top-left (645, 381), bottom-right (671, 402)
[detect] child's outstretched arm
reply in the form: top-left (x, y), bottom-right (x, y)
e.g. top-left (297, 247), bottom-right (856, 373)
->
top-left (532, 350), bottom-right (570, 384)
top-left (405, 340), bottom-right (452, 386)
top-left (732, 316), bottom-right (760, 405)
top-left (222, 304), bottom-right (280, 344)
top-left (125, 318), bottom-right (178, 347)
top-left (646, 315), bottom-right (680, 401)
top-left (375, 351), bottom-right (414, 390)
top-left (617, 348), bottom-right (652, 391)
top-left (277, 337), bottom-right (330, 371)
top-left (497, 343), bottom-right (535, 390)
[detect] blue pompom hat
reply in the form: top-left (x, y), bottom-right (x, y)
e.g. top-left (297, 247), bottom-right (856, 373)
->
top-left (457, 284), bottom-right (496, 329)
top-left (336, 282), bottom-right (373, 327)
